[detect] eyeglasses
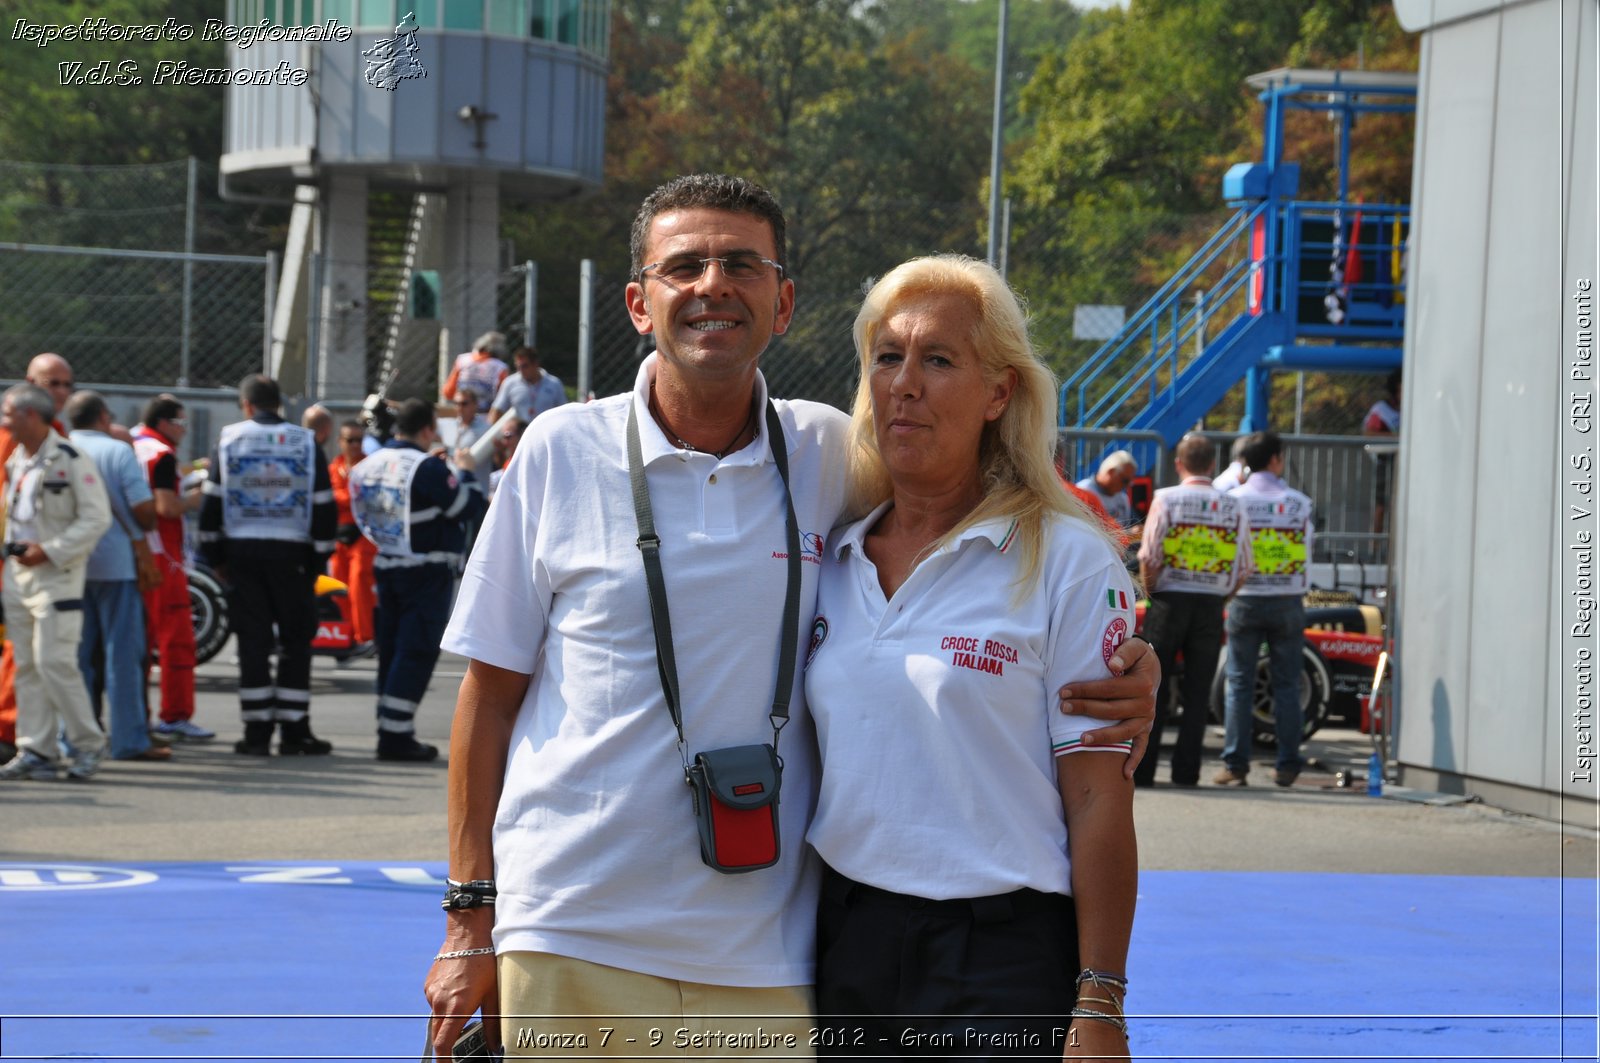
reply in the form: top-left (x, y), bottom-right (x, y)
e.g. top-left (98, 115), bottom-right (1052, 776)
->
top-left (168, 417), bottom-right (187, 427)
top-left (37, 378), bottom-right (72, 389)
top-left (638, 254), bottom-right (784, 286)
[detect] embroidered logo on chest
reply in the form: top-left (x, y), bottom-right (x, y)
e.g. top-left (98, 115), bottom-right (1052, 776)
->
top-left (940, 635), bottom-right (1018, 677)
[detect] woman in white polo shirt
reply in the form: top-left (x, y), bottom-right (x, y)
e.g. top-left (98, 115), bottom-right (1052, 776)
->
top-left (805, 255), bottom-right (1139, 1061)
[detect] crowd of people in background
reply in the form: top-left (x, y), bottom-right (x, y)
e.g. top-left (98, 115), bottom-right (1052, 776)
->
top-left (0, 354), bottom-right (211, 780)
top-left (0, 336), bottom-right (568, 780)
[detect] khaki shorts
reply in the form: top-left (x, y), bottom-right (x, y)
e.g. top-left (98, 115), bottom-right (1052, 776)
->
top-left (498, 951), bottom-right (815, 1061)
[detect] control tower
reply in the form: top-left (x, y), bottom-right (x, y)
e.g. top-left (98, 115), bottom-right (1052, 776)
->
top-left (219, 0), bottom-right (609, 400)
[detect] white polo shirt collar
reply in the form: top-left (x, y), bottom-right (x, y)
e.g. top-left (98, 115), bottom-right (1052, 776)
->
top-left (630, 355), bottom-right (790, 470)
top-left (831, 498), bottom-right (1021, 561)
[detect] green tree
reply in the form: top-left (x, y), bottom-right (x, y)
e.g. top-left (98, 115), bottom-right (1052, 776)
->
top-left (870, 0), bottom-right (1081, 141)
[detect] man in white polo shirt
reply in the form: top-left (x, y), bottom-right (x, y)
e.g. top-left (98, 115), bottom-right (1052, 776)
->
top-left (422, 174), bottom-right (1162, 1059)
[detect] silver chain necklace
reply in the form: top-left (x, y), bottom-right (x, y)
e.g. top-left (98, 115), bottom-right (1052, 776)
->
top-left (652, 387), bottom-right (757, 459)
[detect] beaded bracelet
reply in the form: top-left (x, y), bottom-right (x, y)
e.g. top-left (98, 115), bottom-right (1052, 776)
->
top-left (433, 946), bottom-right (495, 962)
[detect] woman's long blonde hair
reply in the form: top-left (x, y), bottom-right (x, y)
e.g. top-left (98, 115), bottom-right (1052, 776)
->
top-left (845, 254), bottom-right (1119, 587)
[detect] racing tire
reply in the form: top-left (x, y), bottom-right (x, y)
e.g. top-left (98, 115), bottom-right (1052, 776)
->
top-left (189, 568), bottom-right (230, 665)
top-left (1209, 643), bottom-right (1331, 745)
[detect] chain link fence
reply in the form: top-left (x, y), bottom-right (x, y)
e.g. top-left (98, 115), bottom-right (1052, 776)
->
top-left (0, 243), bottom-right (270, 387)
top-left (0, 159), bottom-right (195, 252)
top-left (0, 158), bottom-right (279, 388)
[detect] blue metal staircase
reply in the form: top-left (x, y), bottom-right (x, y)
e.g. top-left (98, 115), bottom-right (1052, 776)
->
top-left (1060, 199), bottom-right (1408, 446)
top-left (1058, 68), bottom-right (1416, 452)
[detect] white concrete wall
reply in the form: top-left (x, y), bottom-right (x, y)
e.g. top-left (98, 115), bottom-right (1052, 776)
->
top-left (1394, 0), bottom-right (1598, 814)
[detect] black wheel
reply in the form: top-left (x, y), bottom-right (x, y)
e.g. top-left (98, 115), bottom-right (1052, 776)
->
top-left (1210, 643), bottom-right (1331, 745)
top-left (189, 567), bottom-right (230, 665)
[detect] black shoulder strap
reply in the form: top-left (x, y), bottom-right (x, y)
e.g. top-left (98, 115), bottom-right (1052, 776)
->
top-left (627, 398), bottom-right (802, 756)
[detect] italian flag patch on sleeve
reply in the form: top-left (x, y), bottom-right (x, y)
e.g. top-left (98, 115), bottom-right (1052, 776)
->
top-left (1106, 588), bottom-right (1129, 610)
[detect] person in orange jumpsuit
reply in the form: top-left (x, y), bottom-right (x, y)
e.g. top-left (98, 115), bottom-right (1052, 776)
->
top-left (329, 419), bottom-right (378, 652)
top-left (132, 397), bottom-right (211, 740)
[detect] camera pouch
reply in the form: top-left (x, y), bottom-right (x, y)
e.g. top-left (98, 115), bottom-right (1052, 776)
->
top-left (686, 744), bottom-right (783, 874)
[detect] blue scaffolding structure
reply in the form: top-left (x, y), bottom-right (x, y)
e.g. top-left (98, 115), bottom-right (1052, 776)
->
top-left (1059, 68), bottom-right (1416, 460)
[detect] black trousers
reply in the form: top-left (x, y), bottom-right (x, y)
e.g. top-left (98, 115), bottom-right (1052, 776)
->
top-left (815, 866), bottom-right (1078, 1063)
top-left (225, 542), bottom-right (318, 725)
top-left (1135, 590), bottom-right (1226, 786)
top-left (374, 563), bottom-right (452, 740)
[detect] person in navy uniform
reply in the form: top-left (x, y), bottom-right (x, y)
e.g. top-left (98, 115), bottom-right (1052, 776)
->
top-left (350, 398), bottom-right (486, 762)
top-left (199, 374), bottom-right (338, 757)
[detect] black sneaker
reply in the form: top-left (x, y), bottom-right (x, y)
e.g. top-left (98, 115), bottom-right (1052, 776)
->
top-left (377, 738), bottom-right (439, 762)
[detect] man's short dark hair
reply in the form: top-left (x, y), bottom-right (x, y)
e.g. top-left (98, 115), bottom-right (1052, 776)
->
top-left (340, 419), bottom-right (364, 435)
top-left (142, 396), bottom-right (184, 429)
top-left (239, 373), bottom-right (281, 411)
top-left (64, 389), bottom-right (109, 430)
top-left (630, 174), bottom-right (788, 276)
top-left (1385, 368), bottom-right (1402, 400)
top-left (1240, 430), bottom-right (1283, 471)
top-left (1174, 432), bottom-right (1216, 476)
top-left (394, 397), bottom-right (436, 437)
top-left (511, 345), bottom-right (539, 365)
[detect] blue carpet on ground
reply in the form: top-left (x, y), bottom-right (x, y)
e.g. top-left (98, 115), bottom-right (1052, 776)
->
top-left (0, 862), bottom-right (1593, 1061)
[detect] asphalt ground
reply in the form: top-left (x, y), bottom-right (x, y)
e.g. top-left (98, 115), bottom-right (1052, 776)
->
top-left (0, 641), bottom-right (1596, 1060)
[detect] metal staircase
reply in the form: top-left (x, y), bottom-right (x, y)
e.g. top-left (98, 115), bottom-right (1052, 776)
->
top-left (1058, 68), bottom-right (1416, 452)
top-left (370, 191), bottom-right (442, 399)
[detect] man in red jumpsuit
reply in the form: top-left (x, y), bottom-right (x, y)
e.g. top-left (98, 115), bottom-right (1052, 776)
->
top-left (133, 396), bottom-right (212, 740)
top-left (330, 419), bottom-right (377, 653)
